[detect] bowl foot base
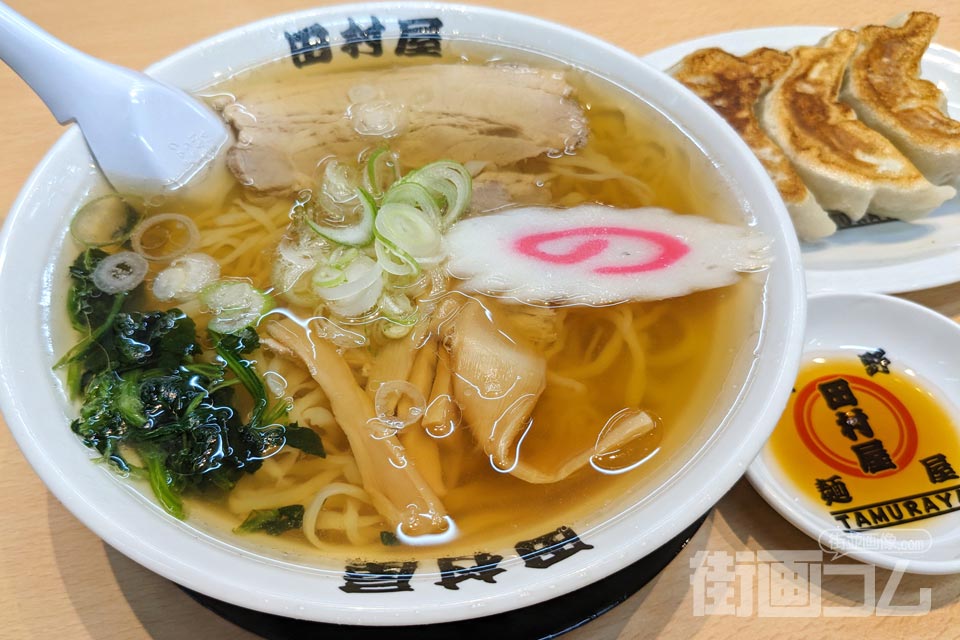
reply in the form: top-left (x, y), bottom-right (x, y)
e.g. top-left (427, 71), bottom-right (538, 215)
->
top-left (182, 511), bottom-right (709, 639)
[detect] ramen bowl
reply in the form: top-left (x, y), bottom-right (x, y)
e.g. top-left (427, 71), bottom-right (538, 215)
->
top-left (0, 2), bottom-right (804, 626)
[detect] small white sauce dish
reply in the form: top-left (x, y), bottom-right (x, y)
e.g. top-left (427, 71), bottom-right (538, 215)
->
top-left (749, 292), bottom-right (960, 574)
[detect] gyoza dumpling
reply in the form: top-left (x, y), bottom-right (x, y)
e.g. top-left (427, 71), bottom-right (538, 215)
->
top-left (760, 29), bottom-right (955, 221)
top-left (842, 12), bottom-right (960, 187)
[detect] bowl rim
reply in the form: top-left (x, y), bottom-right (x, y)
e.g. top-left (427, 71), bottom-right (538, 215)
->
top-left (0, 1), bottom-right (806, 625)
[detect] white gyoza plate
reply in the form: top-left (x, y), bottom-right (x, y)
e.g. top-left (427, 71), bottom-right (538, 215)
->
top-left (644, 27), bottom-right (960, 296)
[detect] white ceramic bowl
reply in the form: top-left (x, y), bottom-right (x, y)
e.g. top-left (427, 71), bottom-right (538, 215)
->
top-left (0, 2), bottom-right (805, 626)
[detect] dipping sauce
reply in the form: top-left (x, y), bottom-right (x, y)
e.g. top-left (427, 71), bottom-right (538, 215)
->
top-left (768, 350), bottom-right (960, 531)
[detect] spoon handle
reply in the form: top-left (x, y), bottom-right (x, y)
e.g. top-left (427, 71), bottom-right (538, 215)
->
top-left (0, 2), bottom-right (106, 124)
top-left (0, 1), bottom-right (229, 197)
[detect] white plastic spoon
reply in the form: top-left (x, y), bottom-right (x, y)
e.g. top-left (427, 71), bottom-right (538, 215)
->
top-left (0, 2), bottom-right (230, 196)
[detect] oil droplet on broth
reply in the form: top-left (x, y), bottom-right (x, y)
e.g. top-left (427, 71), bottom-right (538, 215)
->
top-left (590, 408), bottom-right (662, 474)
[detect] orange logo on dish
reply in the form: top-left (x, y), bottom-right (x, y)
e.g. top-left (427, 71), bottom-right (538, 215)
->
top-left (793, 374), bottom-right (918, 479)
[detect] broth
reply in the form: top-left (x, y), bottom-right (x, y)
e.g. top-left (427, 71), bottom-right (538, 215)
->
top-left (56, 41), bottom-right (764, 563)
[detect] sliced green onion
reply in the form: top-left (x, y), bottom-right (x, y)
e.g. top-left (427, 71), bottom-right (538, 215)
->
top-left (91, 251), bottom-right (148, 294)
top-left (379, 291), bottom-right (419, 326)
top-left (329, 245), bottom-right (360, 269)
top-left (315, 256), bottom-right (381, 300)
top-left (69, 194), bottom-right (143, 248)
top-left (403, 160), bottom-right (472, 229)
top-left (277, 232), bottom-right (325, 266)
top-left (302, 187), bottom-right (375, 247)
top-left (131, 213), bottom-right (200, 262)
top-left (382, 181), bottom-right (442, 225)
top-left (317, 159), bottom-right (361, 217)
top-left (272, 234), bottom-right (328, 305)
top-left (315, 255), bottom-right (384, 317)
top-left (272, 257), bottom-right (315, 307)
top-left (375, 233), bottom-right (420, 277)
top-left (375, 202), bottom-right (442, 266)
top-left (381, 320), bottom-right (414, 340)
top-left (363, 147), bottom-right (400, 200)
top-left (200, 280), bottom-right (274, 334)
top-left (312, 265), bottom-right (346, 289)
top-left (152, 253), bottom-right (220, 302)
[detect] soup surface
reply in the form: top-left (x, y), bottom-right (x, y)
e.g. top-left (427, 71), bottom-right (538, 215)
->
top-left (55, 40), bottom-right (764, 564)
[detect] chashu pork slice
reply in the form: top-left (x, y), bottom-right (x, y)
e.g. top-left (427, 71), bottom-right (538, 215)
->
top-left (215, 64), bottom-right (587, 195)
top-left (760, 29), bottom-right (955, 221)
top-left (842, 12), bottom-right (960, 187)
top-left (671, 47), bottom-right (835, 241)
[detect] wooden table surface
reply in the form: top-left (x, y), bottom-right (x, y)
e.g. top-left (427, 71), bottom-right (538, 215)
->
top-left (2, 1), bottom-right (959, 638)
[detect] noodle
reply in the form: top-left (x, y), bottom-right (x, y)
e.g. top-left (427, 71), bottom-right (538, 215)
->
top-left (556, 313), bottom-right (624, 379)
top-left (314, 511), bottom-right (381, 531)
top-left (547, 148), bottom-right (657, 206)
top-left (257, 447), bottom-right (300, 483)
top-left (645, 312), bottom-right (700, 369)
top-left (229, 467), bottom-right (343, 513)
top-left (545, 371), bottom-right (588, 394)
top-left (190, 196), bottom-right (290, 282)
top-left (302, 482), bottom-right (378, 548)
top-left (613, 307), bottom-right (648, 408)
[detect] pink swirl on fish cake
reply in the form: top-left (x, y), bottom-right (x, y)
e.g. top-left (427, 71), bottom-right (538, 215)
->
top-left (513, 226), bottom-right (690, 274)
